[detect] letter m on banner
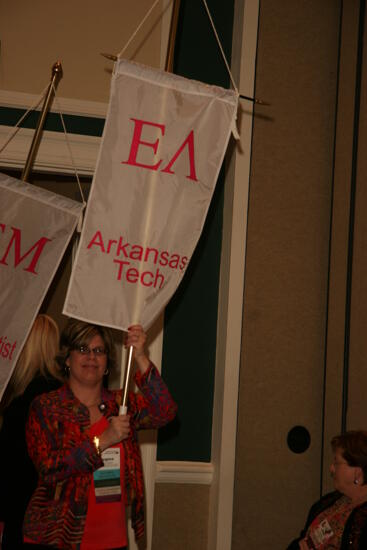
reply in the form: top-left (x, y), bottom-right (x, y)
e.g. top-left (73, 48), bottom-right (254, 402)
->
top-left (64, 59), bottom-right (238, 330)
top-left (0, 173), bottom-right (83, 400)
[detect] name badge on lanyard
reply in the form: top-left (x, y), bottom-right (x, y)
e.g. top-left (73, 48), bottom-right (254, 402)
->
top-left (309, 519), bottom-right (334, 548)
top-left (93, 447), bottom-right (121, 503)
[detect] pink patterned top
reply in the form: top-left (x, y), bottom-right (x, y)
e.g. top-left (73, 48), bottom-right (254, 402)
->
top-left (305, 495), bottom-right (355, 549)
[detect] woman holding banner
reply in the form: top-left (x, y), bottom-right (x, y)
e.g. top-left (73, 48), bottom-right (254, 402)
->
top-left (23, 319), bottom-right (177, 549)
top-left (0, 314), bottom-right (63, 550)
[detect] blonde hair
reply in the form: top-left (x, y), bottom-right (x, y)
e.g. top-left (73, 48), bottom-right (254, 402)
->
top-left (1, 314), bottom-right (62, 411)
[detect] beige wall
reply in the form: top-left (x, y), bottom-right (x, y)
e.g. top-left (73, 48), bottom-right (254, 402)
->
top-left (233, 1), bottom-right (367, 549)
top-left (152, 484), bottom-right (210, 550)
top-left (233, 1), bottom-right (341, 548)
top-left (0, 0), bottom-right (163, 102)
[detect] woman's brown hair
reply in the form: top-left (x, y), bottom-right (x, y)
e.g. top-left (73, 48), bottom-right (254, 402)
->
top-left (332, 431), bottom-right (367, 484)
top-left (56, 318), bottom-right (116, 376)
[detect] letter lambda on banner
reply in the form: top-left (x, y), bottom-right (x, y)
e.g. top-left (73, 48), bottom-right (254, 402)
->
top-left (0, 224), bottom-right (51, 274)
top-left (122, 118), bottom-right (198, 181)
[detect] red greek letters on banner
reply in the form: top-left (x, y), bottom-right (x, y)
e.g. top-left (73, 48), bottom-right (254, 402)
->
top-left (122, 119), bottom-right (198, 181)
top-left (0, 224), bottom-right (51, 274)
top-left (0, 173), bottom-right (83, 400)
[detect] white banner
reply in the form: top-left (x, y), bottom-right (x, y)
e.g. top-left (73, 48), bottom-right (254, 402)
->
top-left (0, 173), bottom-right (83, 400)
top-left (64, 59), bottom-right (238, 330)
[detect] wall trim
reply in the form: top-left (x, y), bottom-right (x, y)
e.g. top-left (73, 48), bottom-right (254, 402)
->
top-left (0, 90), bottom-right (105, 176)
top-left (0, 125), bottom-right (100, 176)
top-left (156, 461), bottom-right (214, 485)
top-left (208, 1), bottom-right (259, 549)
top-left (0, 89), bottom-right (108, 118)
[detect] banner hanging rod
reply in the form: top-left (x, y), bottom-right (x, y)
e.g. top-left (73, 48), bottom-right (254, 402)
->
top-left (21, 61), bottom-right (63, 183)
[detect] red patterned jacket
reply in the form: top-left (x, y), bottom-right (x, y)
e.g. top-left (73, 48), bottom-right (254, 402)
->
top-left (23, 363), bottom-right (177, 549)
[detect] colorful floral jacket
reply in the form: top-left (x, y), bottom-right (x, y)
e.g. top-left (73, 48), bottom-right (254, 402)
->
top-left (23, 363), bottom-right (177, 549)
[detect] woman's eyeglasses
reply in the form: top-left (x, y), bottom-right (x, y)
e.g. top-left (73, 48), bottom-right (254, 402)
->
top-left (75, 345), bottom-right (107, 356)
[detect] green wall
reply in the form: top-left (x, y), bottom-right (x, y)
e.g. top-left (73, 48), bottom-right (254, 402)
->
top-left (157, 0), bottom-right (235, 462)
top-left (0, 107), bottom-right (104, 137)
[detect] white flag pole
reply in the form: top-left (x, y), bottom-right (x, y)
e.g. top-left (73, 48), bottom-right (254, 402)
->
top-left (119, 344), bottom-right (134, 415)
top-left (117, 0), bottom-right (181, 416)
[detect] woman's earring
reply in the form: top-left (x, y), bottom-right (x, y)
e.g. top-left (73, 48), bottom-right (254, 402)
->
top-left (64, 365), bottom-right (70, 376)
top-left (354, 478), bottom-right (359, 485)
top-left (104, 367), bottom-right (110, 375)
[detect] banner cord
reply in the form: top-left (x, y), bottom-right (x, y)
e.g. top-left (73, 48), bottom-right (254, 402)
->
top-left (201, 0), bottom-right (239, 94)
top-left (0, 84), bottom-right (49, 156)
top-left (52, 84), bottom-right (86, 207)
top-left (117, 0), bottom-right (162, 59)
top-left (116, 0), bottom-right (238, 95)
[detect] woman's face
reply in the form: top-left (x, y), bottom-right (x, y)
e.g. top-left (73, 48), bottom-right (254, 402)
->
top-left (330, 448), bottom-right (357, 495)
top-left (66, 333), bottom-right (108, 389)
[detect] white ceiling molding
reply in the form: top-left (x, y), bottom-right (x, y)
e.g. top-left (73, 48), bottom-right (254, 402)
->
top-left (0, 125), bottom-right (100, 175)
top-left (0, 89), bottom-right (106, 175)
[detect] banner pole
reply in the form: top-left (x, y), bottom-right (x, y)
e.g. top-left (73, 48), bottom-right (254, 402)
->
top-left (165, 0), bottom-right (181, 72)
top-left (118, 1), bottom-right (181, 415)
top-left (21, 61), bottom-right (63, 183)
top-left (119, 344), bottom-right (134, 415)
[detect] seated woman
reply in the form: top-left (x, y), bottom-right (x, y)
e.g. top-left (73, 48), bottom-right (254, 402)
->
top-left (288, 430), bottom-right (367, 549)
top-left (23, 320), bottom-right (177, 550)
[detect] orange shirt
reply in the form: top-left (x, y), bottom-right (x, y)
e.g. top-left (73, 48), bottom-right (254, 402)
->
top-left (81, 415), bottom-right (127, 550)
